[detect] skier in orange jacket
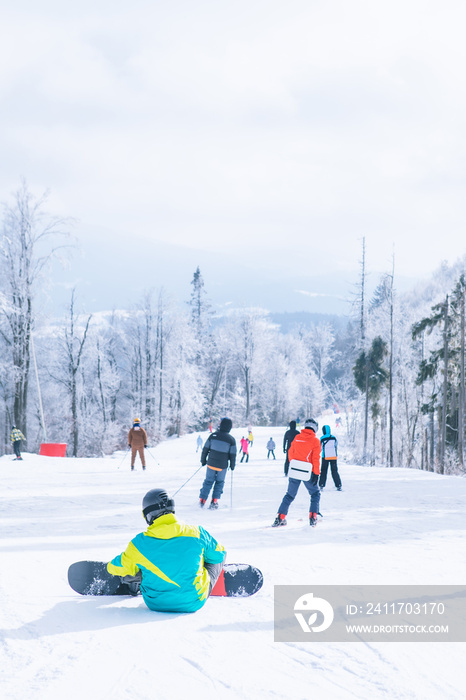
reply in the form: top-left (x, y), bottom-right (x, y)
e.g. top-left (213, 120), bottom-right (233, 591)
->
top-left (272, 418), bottom-right (321, 527)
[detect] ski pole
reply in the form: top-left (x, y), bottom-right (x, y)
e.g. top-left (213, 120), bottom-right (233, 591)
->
top-left (230, 469), bottom-right (233, 509)
top-left (117, 448), bottom-right (130, 470)
top-left (145, 447), bottom-right (159, 465)
top-left (172, 464), bottom-right (204, 497)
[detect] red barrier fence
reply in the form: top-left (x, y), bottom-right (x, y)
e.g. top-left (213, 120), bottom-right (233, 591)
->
top-left (39, 443), bottom-right (67, 457)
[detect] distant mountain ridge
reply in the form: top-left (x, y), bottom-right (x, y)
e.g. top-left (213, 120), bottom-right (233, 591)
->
top-left (269, 311), bottom-right (349, 333)
top-left (44, 230), bottom-right (418, 320)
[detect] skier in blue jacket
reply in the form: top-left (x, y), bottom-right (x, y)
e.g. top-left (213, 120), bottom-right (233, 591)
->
top-left (319, 424), bottom-right (342, 490)
top-left (108, 488), bottom-right (226, 613)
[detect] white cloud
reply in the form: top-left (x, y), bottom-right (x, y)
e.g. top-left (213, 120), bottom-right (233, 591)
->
top-left (1, 0), bottom-right (466, 287)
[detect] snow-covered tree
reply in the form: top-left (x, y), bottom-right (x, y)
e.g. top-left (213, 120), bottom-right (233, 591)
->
top-left (227, 309), bottom-right (276, 424)
top-left (0, 180), bottom-right (71, 439)
top-left (59, 291), bottom-right (92, 457)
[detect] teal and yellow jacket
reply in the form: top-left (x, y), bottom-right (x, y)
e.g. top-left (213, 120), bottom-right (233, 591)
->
top-left (107, 513), bottom-right (226, 613)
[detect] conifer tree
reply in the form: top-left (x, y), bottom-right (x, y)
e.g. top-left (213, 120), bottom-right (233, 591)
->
top-left (353, 336), bottom-right (388, 461)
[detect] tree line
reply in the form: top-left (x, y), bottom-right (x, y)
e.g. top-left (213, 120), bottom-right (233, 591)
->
top-left (1, 184), bottom-right (465, 474)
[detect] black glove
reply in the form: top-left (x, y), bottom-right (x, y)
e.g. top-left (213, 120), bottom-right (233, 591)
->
top-left (120, 571), bottom-right (142, 583)
top-left (120, 571), bottom-right (142, 596)
top-left (230, 465), bottom-right (235, 471)
top-left (311, 472), bottom-right (318, 485)
top-left (144, 445), bottom-right (147, 448)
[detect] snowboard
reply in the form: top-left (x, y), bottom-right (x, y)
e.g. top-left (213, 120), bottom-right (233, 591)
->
top-left (68, 560), bottom-right (263, 598)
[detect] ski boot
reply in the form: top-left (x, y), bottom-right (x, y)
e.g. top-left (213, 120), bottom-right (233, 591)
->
top-left (309, 512), bottom-right (318, 527)
top-left (199, 498), bottom-right (206, 508)
top-left (272, 513), bottom-right (287, 527)
top-left (209, 499), bottom-right (219, 510)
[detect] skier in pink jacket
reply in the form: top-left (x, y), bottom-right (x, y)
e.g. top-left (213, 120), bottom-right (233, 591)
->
top-left (240, 436), bottom-right (249, 463)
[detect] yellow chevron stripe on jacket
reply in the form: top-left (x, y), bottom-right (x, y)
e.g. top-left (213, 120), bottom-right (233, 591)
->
top-left (107, 513), bottom-right (225, 613)
top-left (110, 541), bottom-right (180, 587)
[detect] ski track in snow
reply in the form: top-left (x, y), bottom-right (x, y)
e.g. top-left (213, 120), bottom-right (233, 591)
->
top-left (1, 421), bottom-right (465, 700)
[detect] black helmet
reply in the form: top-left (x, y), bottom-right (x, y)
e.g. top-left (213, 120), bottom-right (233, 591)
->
top-left (142, 488), bottom-right (175, 524)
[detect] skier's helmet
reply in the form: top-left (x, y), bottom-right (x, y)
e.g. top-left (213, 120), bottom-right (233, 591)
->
top-left (142, 488), bottom-right (175, 524)
top-left (304, 418), bottom-right (319, 432)
top-left (133, 417), bottom-right (141, 424)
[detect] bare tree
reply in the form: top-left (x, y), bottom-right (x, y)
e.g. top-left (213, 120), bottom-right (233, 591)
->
top-left (62, 290), bottom-right (92, 457)
top-left (388, 256), bottom-right (395, 468)
top-left (357, 236), bottom-right (367, 348)
top-left (0, 180), bottom-right (72, 436)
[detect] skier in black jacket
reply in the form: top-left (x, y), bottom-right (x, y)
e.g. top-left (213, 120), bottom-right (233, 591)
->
top-left (282, 420), bottom-right (300, 476)
top-left (199, 417), bottom-right (237, 510)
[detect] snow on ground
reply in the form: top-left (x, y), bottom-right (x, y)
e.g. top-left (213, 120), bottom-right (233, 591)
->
top-left (1, 422), bottom-right (465, 700)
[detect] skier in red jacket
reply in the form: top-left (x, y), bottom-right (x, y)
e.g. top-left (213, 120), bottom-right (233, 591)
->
top-left (272, 418), bottom-right (321, 527)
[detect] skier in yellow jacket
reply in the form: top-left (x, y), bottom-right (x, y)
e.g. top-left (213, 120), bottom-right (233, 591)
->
top-left (10, 426), bottom-right (26, 460)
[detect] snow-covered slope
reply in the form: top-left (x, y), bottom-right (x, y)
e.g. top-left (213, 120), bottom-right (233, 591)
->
top-left (1, 425), bottom-right (465, 700)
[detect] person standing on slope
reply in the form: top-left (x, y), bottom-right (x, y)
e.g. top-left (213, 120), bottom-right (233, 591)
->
top-left (319, 424), bottom-right (342, 490)
top-left (272, 418), bottom-right (321, 527)
top-left (282, 420), bottom-right (300, 476)
top-left (10, 425), bottom-right (26, 460)
top-left (128, 418), bottom-right (148, 471)
top-left (199, 417), bottom-right (236, 509)
top-left (240, 436), bottom-right (250, 462)
top-left (108, 488), bottom-right (226, 612)
top-left (266, 437), bottom-right (276, 459)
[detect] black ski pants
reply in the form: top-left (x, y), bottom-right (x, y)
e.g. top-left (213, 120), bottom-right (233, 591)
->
top-left (284, 454), bottom-right (290, 476)
top-left (319, 459), bottom-right (342, 488)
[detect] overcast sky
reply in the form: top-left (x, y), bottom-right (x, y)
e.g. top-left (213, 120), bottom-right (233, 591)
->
top-left (2, 0), bottom-right (466, 309)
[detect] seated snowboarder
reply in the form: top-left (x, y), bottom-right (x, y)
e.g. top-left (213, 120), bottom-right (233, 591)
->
top-left (107, 488), bottom-right (226, 613)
